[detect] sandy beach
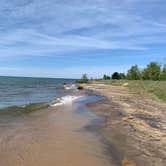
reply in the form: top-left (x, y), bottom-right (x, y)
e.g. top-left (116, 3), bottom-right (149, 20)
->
top-left (1, 0), bottom-right (165, 165)
top-left (0, 83), bottom-right (166, 166)
top-left (0, 95), bottom-right (111, 166)
top-left (84, 83), bottom-right (166, 166)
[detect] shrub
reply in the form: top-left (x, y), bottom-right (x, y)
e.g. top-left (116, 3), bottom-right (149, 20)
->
top-left (142, 62), bottom-right (161, 80)
top-left (76, 74), bottom-right (89, 83)
top-left (160, 65), bottom-right (166, 80)
top-left (119, 73), bottom-right (126, 79)
top-left (112, 72), bottom-right (121, 79)
top-left (127, 65), bottom-right (141, 80)
top-left (103, 74), bottom-right (111, 80)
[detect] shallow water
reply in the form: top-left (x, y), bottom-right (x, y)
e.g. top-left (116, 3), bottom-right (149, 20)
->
top-left (0, 96), bottom-right (111, 166)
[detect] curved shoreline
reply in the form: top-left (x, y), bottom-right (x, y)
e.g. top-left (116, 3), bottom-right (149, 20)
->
top-left (1, 84), bottom-right (166, 166)
top-left (84, 83), bottom-right (166, 166)
top-left (0, 94), bottom-right (112, 166)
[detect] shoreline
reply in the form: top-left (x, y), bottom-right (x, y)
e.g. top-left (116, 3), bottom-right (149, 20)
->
top-left (0, 84), bottom-right (166, 165)
top-left (0, 102), bottom-right (50, 117)
top-left (0, 94), bottom-right (112, 166)
top-left (83, 83), bottom-right (166, 166)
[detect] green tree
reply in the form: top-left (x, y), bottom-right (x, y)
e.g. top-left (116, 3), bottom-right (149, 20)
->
top-left (81, 73), bottom-right (88, 83)
top-left (112, 72), bottom-right (121, 79)
top-left (142, 62), bottom-right (161, 80)
top-left (119, 73), bottom-right (126, 79)
top-left (127, 65), bottom-right (141, 80)
top-left (77, 74), bottom-right (89, 83)
top-left (103, 74), bottom-right (111, 80)
top-left (160, 64), bottom-right (166, 80)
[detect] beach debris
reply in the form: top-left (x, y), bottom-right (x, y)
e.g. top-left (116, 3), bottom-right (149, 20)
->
top-left (77, 85), bottom-right (84, 90)
top-left (123, 82), bottom-right (129, 86)
top-left (122, 159), bottom-right (136, 166)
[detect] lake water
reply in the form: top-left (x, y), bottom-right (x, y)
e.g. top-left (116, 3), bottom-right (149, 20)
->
top-left (0, 76), bottom-right (75, 108)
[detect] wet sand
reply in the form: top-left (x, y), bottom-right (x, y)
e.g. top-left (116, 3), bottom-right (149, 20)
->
top-left (84, 83), bottom-right (166, 166)
top-left (0, 96), bottom-right (111, 166)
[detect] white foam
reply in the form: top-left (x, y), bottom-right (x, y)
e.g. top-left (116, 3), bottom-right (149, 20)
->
top-left (51, 95), bottom-right (83, 107)
top-left (64, 84), bottom-right (77, 90)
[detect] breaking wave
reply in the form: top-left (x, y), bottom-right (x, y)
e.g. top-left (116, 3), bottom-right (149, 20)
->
top-left (51, 95), bottom-right (83, 106)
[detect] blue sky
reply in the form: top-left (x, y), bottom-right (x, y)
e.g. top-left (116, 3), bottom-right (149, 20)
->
top-left (0, 0), bottom-right (166, 78)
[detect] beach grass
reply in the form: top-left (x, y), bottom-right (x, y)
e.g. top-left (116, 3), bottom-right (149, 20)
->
top-left (90, 80), bottom-right (166, 102)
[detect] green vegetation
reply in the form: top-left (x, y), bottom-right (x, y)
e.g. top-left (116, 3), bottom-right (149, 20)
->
top-left (90, 79), bottom-right (166, 102)
top-left (101, 62), bottom-right (166, 81)
top-left (119, 73), bottom-right (126, 79)
top-left (127, 65), bottom-right (141, 80)
top-left (160, 65), bottom-right (166, 80)
top-left (103, 74), bottom-right (111, 80)
top-left (76, 74), bottom-right (89, 83)
top-left (77, 61), bottom-right (166, 102)
top-left (128, 80), bottom-right (166, 102)
top-left (111, 72), bottom-right (126, 79)
top-left (77, 62), bottom-right (166, 83)
top-left (111, 72), bottom-right (121, 79)
top-left (141, 62), bottom-right (161, 80)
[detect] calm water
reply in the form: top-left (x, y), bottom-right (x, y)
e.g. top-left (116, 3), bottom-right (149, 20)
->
top-left (0, 76), bottom-right (75, 108)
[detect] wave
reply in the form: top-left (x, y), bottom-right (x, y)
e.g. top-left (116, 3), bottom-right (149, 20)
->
top-left (64, 84), bottom-right (78, 90)
top-left (0, 102), bottom-right (49, 117)
top-left (51, 95), bottom-right (83, 107)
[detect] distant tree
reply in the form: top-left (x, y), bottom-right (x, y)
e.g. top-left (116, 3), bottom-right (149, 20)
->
top-left (119, 73), bottom-right (126, 79)
top-left (160, 64), bottom-right (166, 80)
top-left (112, 72), bottom-right (121, 79)
top-left (90, 77), bottom-right (93, 81)
top-left (127, 65), bottom-right (141, 80)
top-left (81, 74), bottom-right (88, 82)
top-left (103, 74), bottom-right (111, 80)
top-left (142, 62), bottom-right (161, 80)
top-left (77, 74), bottom-right (89, 83)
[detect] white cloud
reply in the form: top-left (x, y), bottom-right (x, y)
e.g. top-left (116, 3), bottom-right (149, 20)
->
top-left (0, 0), bottom-right (165, 57)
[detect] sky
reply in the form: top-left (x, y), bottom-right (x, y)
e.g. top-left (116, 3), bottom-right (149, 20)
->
top-left (0, 0), bottom-right (166, 78)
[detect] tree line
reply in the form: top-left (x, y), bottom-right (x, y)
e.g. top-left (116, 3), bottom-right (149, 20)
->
top-left (78, 62), bottom-right (166, 83)
top-left (103, 62), bottom-right (166, 81)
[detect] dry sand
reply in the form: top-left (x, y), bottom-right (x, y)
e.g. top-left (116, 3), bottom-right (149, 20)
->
top-left (84, 83), bottom-right (166, 166)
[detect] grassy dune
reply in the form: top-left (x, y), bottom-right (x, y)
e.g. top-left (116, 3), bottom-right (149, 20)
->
top-left (90, 80), bottom-right (166, 102)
